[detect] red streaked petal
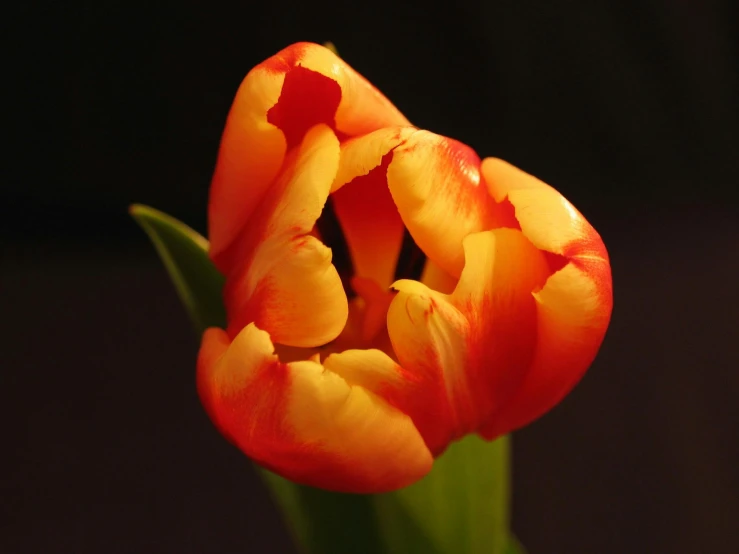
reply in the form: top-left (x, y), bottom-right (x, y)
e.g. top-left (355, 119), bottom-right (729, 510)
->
top-left (479, 260), bottom-right (613, 438)
top-left (224, 125), bottom-right (347, 347)
top-left (452, 229), bottom-right (552, 424)
top-left (197, 325), bottom-right (433, 493)
top-left (386, 279), bottom-right (470, 454)
top-left (331, 127), bottom-right (416, 288)
top-left (387, 132), bottom-right (518, 277)
top-left (385, 228), bottom-right (556, 451)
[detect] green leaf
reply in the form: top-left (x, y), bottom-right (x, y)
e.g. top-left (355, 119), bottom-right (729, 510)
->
top-left (129, 204), bottom-right (226, 333)
top-left (132, 205), bottom-right (519, 554)
top-left (506, 535), bottom-right (527, 554)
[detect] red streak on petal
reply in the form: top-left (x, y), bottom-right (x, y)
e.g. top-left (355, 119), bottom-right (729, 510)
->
top-left (267, 66), bottom-right (342, 150)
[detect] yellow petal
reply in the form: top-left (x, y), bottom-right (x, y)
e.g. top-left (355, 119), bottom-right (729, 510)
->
top-left (386, 131), bottom-right (512, 277)
top-left (208, 64), bottom-right (287, 265)
top-left (197, 325), bottom-right (432, 493)
top-left (481, 157), bottom-right (609, 263)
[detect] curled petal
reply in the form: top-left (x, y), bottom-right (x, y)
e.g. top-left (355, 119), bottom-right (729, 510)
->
top-left (209, 42), bottom-right (409, 266)
top-left (208, 61), bottom-right (287, 266)
top-left (386, 229), bottom-right (552, 450)
top-left (475, 157), bottom-right (613, 436)
top-left (481, 158), bottom-right (610, 264)
top-left (224, 124), bottom-right (348, 347)
top-left (386, 132), bottom-right (518, 277)
top-left (386, 279), bottom-right (471, 454)
top-left (288, 45), bottom-right (411, 136)
top-left (228, 235), bottom-right (347, 347)
top-left (198, 325), bottom-right (433, 493)
top-left (481, 261), bottom-right (612, 438)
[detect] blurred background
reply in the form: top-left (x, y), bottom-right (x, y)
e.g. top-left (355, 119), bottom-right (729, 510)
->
top-left (4, 1), bottom-right (738, 552)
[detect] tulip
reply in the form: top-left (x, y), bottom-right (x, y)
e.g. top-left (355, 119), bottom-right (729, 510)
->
top-left (197, 42), bottom-right (613, 493)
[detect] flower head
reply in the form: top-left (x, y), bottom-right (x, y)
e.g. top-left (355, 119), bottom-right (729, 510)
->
top-left (198, 42), bottom-right (613, 493)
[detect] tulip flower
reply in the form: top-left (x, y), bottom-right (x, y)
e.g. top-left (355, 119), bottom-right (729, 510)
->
top-left (197, 42), bottom-right (613, 493)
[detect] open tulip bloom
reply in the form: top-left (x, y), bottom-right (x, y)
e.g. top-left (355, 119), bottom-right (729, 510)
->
top-left (133, 42), bottom-right (612, 553)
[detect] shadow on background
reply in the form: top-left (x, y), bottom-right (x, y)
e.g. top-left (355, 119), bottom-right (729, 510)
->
top-left (4, 1), bottom-right (738, 553)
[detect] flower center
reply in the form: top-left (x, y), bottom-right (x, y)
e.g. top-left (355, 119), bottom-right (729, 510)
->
top-left (316, 198), bottom-right (426, 299)
top-left (273, 196), bottom-right (428, 363)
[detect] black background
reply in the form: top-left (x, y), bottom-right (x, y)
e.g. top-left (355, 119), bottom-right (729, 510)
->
top-left (4, 1), bottom-right (739, 553)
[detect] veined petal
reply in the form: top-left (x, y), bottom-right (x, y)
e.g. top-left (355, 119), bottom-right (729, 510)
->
top-left (385, 229), bottom-right (556, 450)
top-left (386, 279), bottom-right (471, 454)
top-left (197, 325), bottom-right (432, 493)
top-left (224, 125), bottom-right (348, 347)
top-left (386, 131), bottom-right (519, 277)
top-left (210, 42), bottom-right (410, 268)
top-left (331, 127), bottom-right (417, 288)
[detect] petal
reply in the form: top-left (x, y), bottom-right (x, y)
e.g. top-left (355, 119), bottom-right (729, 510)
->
top-left (224, 124), bottom-right (348, 347)
top-left (385, 228), bottom-right (555, 451)
top-left (227, 235), bottom-right (348, 347)
top-left (197, 325), bottom-right (433, 493)
top-left (452, 229), bottom-right (552, 421)
top-left (475, 158), bottom-right (613, 436)
top-left (386, 131), bottom-right (519, 277)
top-left (208, 59), bottom-right (288, 267)
top-left (481, 260), bottom-right (613, 438)
top-left (386, 279), bottom-right (470, 454)
top-left (294, 45), bottom-right (411, 136)
top-left (331, 127), bottom-right (417, 288)
top-left (209, 42), bottom-right (410, 268)
top-left (480, 157), bottom-right (610, 264)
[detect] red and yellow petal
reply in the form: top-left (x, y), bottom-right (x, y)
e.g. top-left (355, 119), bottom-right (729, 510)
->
top-left (209, 42), bottom-right (410, 267)
top-left (224, 124), bottom-right (348, 347)
top-left (480, 259), bottom-right (612, 438)
top-left (481, 158), bottom-right (610, 265)
top-left (386, 132), bottom-right (519, 277)
top-left (385, 228), bottom-right (553, 451)
top-left (197, 325), bottom-right (433, 493)
top-left (386, 279), bottom-right (470, 454)
top-left (475, 157), bottom-right (613, 436)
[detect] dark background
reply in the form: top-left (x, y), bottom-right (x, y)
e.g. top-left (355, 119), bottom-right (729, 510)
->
top-left (4, 1), bottom-right (739, 553)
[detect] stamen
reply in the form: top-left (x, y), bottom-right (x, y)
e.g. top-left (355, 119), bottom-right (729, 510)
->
top-left (394, 229), bottom-right (427, 282)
